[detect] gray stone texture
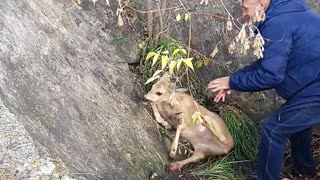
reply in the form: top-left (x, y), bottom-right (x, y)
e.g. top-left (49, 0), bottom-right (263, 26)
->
top-left (0, 0), bottom-right (166, 179)
top-left (0, 0), bottom-right (319, 179)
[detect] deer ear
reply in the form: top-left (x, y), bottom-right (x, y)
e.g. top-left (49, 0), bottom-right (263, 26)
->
top-left (160, 72), bottom-right (170, 81)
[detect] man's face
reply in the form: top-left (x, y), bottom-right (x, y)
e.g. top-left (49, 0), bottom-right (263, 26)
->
top-left (241, 0), bottom-right (262, 18)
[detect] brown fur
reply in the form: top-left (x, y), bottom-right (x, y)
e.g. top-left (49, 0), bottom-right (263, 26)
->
top-left (144, 73), bottom-right (234, 171)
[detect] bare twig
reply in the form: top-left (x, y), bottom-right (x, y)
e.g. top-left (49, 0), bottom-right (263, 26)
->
top-left (155, 1), bottom-right (171, 39)
top-left (178, 0), bottom-right (188, 12)
top-left (219, 0), bottom-right (233, 18)
top-left (186, 14), bottom-right (194, 100)
top-left (126, 5), bottom-right (182, 14)
top-left (187, 15), bottom-right (192, 58)
top-left (218, 0), bottom-right (242, 29)
top-left (157, 1), bottom-right (163, 39)
top-left (147, 0), bottom-right (153, 38)
top-left (190, 12), bottom-right (230, 20)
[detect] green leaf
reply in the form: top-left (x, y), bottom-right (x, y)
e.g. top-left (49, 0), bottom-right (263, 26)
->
top-left (146, 52), bottom-right (156, 61)
top-left (217, 65), bottom-right (221, 76)
top-left (161, 55), bottom-right (169, 70)
top-left (181, 49), bottom-right (187, 55)
top-left (195, 60), bottom-right (203, 69)
top-left (169, 61), bottom-right (177, 75)
top-left (152, 53), bottom-right (160, 66)
top-left (192, 113), bottom-right (199, 124)
top-left (183, 58), bottom-right (194, 71)
top-left (172, 49), bottom-right (180, 56)
top-left (176, 14), bottom-right (181, 22)
top-left (144, 74), bottom-right (160, 85)
top-left (184, 13), bottom-right (190, 21)
top-left (162, 50), bottom-right (169, 55)
top-left (203, 58), bottom-right (209, 66)
top-left (144, 77), bottom-right (156, 84)
top-left (177, 59), bottom-right (183, 71)
top-left (192, 111), bottom-right (202, 124)
top-left (153, 70), bottom-right (162, 77)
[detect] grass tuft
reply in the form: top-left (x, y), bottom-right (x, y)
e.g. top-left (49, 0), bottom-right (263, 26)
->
top-left (220, 105), bottom-right (259, 161)
top-left (193, 157), bottom-right (236, 180)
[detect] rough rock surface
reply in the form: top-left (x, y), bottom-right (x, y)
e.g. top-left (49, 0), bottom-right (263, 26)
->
top-left (1, 0), bottom-right (319, 179)
top-left (0, 0), bottom-right (166, 179)
top-left (0, 99), bottom-right (74, 180)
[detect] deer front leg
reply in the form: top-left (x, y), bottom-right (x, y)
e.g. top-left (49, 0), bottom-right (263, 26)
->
top-left (151, 104), bottom-right (171, 129)
top-left (169, 122), bottom-right (183, 158)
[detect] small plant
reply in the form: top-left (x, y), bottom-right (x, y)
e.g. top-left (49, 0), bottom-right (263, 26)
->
top-left (193, 157), bottom-right (236, 180)
top-left (220, 105), bottom-right (259, 161)
top-left (144, 47), bottom-right (194, 85)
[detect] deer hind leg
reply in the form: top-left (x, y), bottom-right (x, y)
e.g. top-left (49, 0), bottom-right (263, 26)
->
top-left (151, 103), bottom-right (171, 129)
top-left (201, 116), bottom-right (226, 144)
top-left (168, 141), bottom-right (233, 172)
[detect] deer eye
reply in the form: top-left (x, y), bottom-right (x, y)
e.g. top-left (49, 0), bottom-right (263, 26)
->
top-left (156, 92), bottom-right (163, 96)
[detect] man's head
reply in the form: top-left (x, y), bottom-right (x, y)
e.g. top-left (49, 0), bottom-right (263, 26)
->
top-left (241, 0), bottom-right (271, 20)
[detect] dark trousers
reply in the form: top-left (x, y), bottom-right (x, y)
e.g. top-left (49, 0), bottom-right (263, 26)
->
top-left (257, 106), bottom-right (320, 179)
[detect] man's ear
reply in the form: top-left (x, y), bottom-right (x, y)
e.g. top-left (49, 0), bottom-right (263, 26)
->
top-left (261, 0), bottom-right (271, 11)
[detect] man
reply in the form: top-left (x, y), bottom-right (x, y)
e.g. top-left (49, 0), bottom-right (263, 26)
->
top-left (208, 0), bottom-right (320, 179)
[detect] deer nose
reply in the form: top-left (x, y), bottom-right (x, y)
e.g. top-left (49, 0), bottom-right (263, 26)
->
top-left (142, 97), bottom-right (151, 105)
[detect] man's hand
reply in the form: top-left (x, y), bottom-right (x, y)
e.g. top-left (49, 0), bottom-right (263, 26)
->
top-left (208, 76), bottom-right (232, 103)
top-left (214, 89), bottom-right (232, 102)
top-left (208, 76), bottom-right (231, 92)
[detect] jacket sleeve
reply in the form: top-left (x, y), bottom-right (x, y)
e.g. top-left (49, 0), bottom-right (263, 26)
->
top-left (229, 20), bottom-right (293, 92)
top-left (236, 61), bottom-right (259, 73)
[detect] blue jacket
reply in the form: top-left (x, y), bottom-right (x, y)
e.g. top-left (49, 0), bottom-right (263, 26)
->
top-left (229, 0), bottom-right (320, 113)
